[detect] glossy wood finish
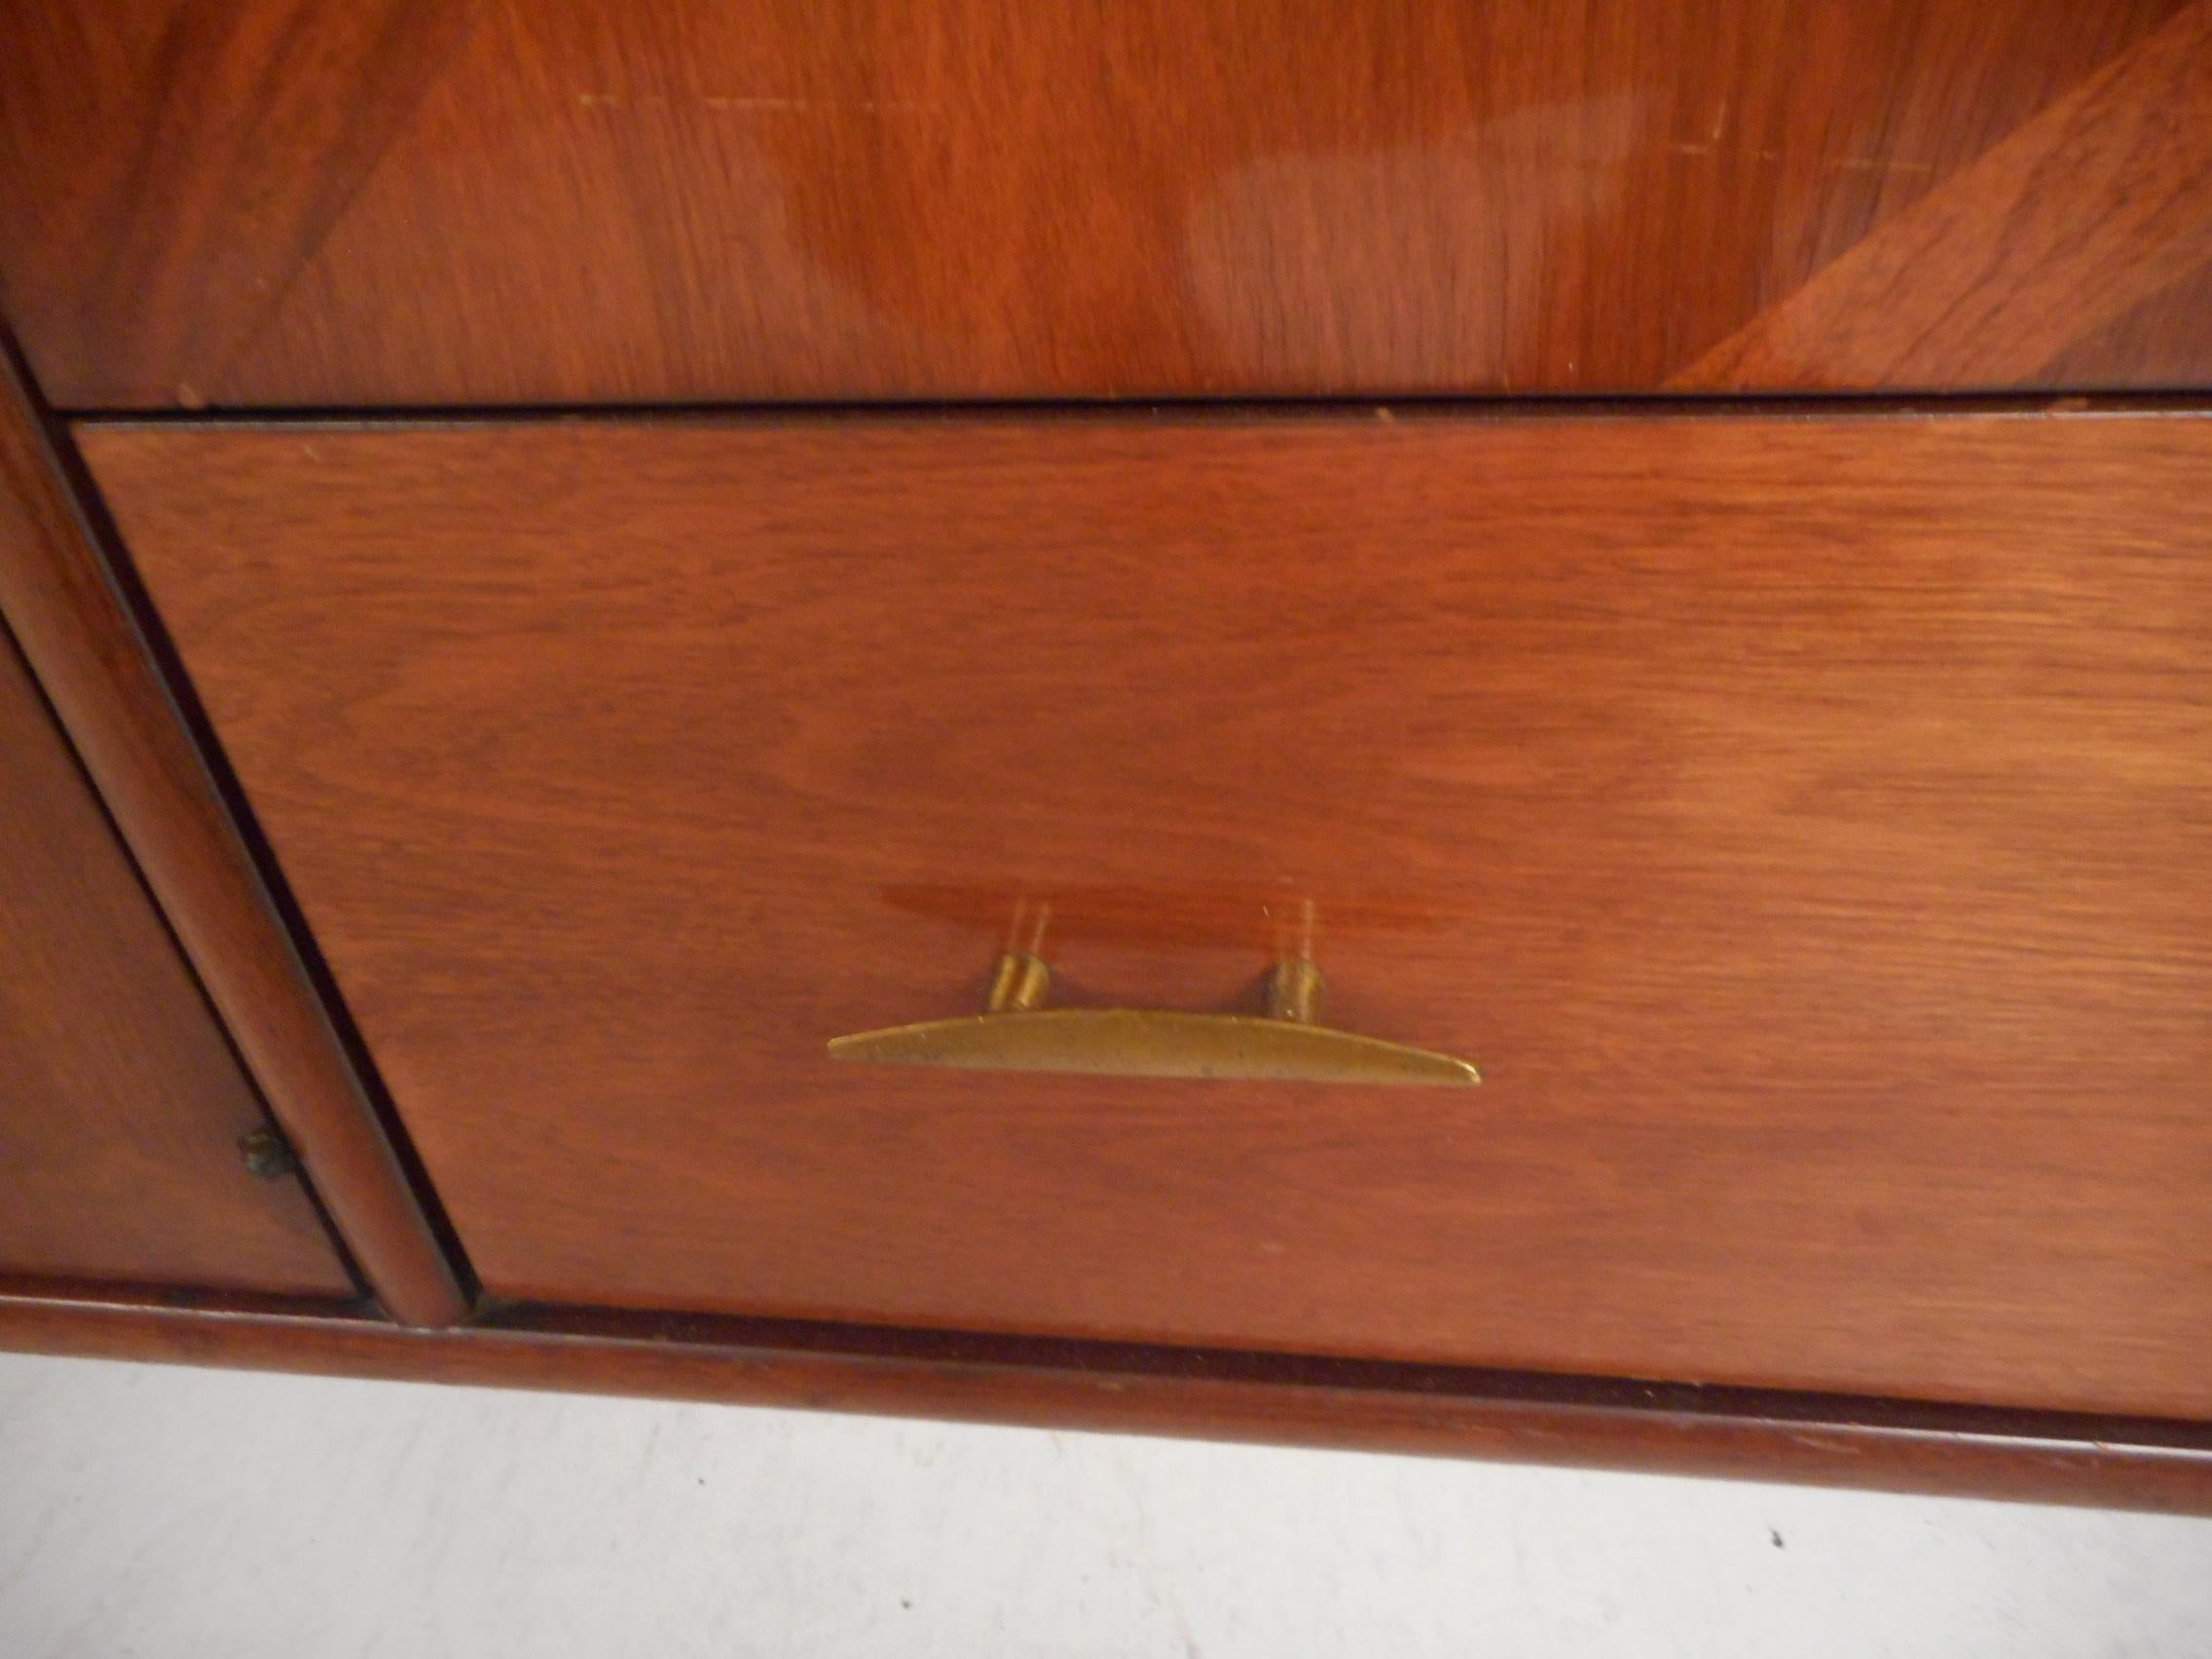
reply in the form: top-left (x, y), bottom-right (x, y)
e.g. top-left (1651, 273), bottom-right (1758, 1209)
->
top-left (1671, 2), bottom-right (2212, 391)
top-left (0, 623), bottom-right (351, 1294)
top-left (6, 0), bottom-right (2210, 409)
top-left (0, 350), bottom-right (468, 1325)
top-left (7, 1291), bottom-right (2212, 1514)
top-left (84, 409), bottom-right (2212, 1420)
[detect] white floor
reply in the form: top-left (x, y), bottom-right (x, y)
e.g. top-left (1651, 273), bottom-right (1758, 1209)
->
top-left (2, 1352), bottom-right (2208, 1658)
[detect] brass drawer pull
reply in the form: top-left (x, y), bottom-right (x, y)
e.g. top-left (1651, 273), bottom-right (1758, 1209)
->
top-left (828, 952), bottom-right (1480, 1087)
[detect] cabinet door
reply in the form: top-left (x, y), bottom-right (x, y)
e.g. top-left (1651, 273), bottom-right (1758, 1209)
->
top-left (0, 623), bottom-right (352, 1297)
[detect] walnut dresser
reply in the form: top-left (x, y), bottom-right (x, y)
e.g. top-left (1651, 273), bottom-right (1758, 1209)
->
top-left (4, 0), bottom-right (2211, 1510)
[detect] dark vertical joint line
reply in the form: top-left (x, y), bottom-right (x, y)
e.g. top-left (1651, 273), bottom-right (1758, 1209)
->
top-left (3, 331), bottom-right (483, 1307)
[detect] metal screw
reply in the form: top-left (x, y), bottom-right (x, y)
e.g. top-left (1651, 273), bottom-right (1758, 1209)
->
top-left (238, 1126), bottom-right (300, 1181)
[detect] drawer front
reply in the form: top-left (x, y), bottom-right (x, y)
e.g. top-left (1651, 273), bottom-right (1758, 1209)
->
top-left (84, 411), bottom-right (2212, 1418)
top-left (6, 0), bottom-right (2211, 409)
top-left (0, 622), bottom-right (352, 1296)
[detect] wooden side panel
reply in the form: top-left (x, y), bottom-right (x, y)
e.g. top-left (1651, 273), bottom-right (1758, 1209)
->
top-left (0, 350), bottom-right (468, 1324)
top-left (0, 623), bottom-right (352, 1294)
top-left (4, 0), bottom-right (2209, 407)
top-left (83, 410), bottom-right (2212, 1421)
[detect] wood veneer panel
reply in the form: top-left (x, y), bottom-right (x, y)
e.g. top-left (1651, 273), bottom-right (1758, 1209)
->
top-left (0, 350), bottom-right (467, 1323)
top-left (1672, 2), bottom-right (2212, 390)
top-left (0, 621), bottom-right (351, 1294)
top-left (4, 0), bottom-right (2209, 407)
top-left (6, 1292), bottom-right (2210, 1513)
top-left (83, 409), bottom-right (2212, 1417)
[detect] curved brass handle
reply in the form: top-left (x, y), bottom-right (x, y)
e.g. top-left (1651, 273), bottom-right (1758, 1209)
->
top-left (828, 953), bottom-right (1479, 1087)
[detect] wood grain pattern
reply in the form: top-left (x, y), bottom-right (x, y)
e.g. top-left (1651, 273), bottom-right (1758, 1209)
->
top-left (1673, 2), bottom-right (2212, 389)
top-left (0, 0), bottom-right (476, 410)
top-left (83, 409), bottom-right (2212, 1419)
top-left (0, 623), bottom-right (352, 1294)
top-left (0, 349), bottom-right (468, 1325)
top-left (5, 0), bottom-right (2207, 408)
top-left (7, 1291), bottom-right (2211, 1514)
